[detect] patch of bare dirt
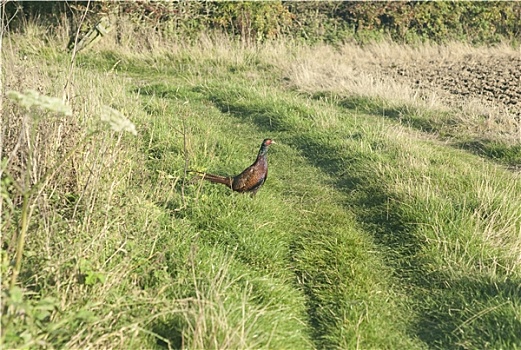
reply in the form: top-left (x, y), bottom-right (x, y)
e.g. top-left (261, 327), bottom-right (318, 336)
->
top-left (381, 53), bottom-right (521, 118)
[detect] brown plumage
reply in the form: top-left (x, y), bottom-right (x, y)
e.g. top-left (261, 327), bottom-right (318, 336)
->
top-left (192, 139), bottom-right (274, 196)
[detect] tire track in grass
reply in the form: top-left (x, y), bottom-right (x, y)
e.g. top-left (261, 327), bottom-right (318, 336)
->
top-left (203, 82), bottom-right (521, 349)
top-left (203, 86), bottom-right (425, 349)
top-left (134, 83), bottom-right (315, 349)
top-left (134, 73), bottom-right (521, 348)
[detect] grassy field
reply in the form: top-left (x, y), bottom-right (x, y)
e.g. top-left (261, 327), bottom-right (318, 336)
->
top-left (2, 25), bottom-right (521, 349)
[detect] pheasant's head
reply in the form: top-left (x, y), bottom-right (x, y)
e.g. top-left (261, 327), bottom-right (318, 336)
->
top-left (263, 139), bottom-right (274, 146)
top-left (258, 139), bottom-right (275, 157)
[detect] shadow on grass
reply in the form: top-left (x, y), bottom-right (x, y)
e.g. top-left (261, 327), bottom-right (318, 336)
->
top-left (208, 90), bottom-right (428, 347)
top-left (314, 92), bottom-right (445, 133)
top-left (415, 274), bottom-right (521, 348)
top-left (150, 317), bottom-right (184, 349)
top-left (206, 89), bottom-right (521, 349)
top-left (325, 93), bottom-right (521, 169)
top-left (457, 139), bottom-right (521, 169)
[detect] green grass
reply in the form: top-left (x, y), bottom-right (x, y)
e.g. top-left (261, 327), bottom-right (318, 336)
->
top-left (3, 32), bottom-right (521, 350)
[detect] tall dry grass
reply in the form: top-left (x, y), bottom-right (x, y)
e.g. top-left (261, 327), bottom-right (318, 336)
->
top-left (2, 22), bottom-right (147, 348)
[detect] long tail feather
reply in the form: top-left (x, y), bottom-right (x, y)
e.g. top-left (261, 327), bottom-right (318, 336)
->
top-left (191, 171), bottom-right (233, 188)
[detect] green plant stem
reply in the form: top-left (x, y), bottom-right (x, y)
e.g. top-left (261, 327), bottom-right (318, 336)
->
top-left (10, 191), bottom-right (29, 289)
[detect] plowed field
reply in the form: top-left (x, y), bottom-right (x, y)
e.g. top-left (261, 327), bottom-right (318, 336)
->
top-left (382, 53), bottom-right (521, 118)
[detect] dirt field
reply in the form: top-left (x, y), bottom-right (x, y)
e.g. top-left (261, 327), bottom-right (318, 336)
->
top-left (381, 52), bottom-right (521, 118)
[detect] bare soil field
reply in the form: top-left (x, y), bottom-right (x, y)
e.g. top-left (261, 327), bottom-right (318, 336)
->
top-left (381, 52), bottom-right (521, 118)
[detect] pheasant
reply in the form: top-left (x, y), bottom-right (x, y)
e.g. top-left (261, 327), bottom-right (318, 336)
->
top-left (192, 139), bottom-right (274, 196)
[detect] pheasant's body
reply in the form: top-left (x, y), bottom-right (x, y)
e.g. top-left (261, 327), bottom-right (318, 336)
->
top-left (193, 139), bottom-right (273, 196)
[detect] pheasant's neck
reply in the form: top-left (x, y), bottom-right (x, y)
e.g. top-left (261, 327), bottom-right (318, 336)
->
top-left (257, 146), bottom-right (269, 160)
